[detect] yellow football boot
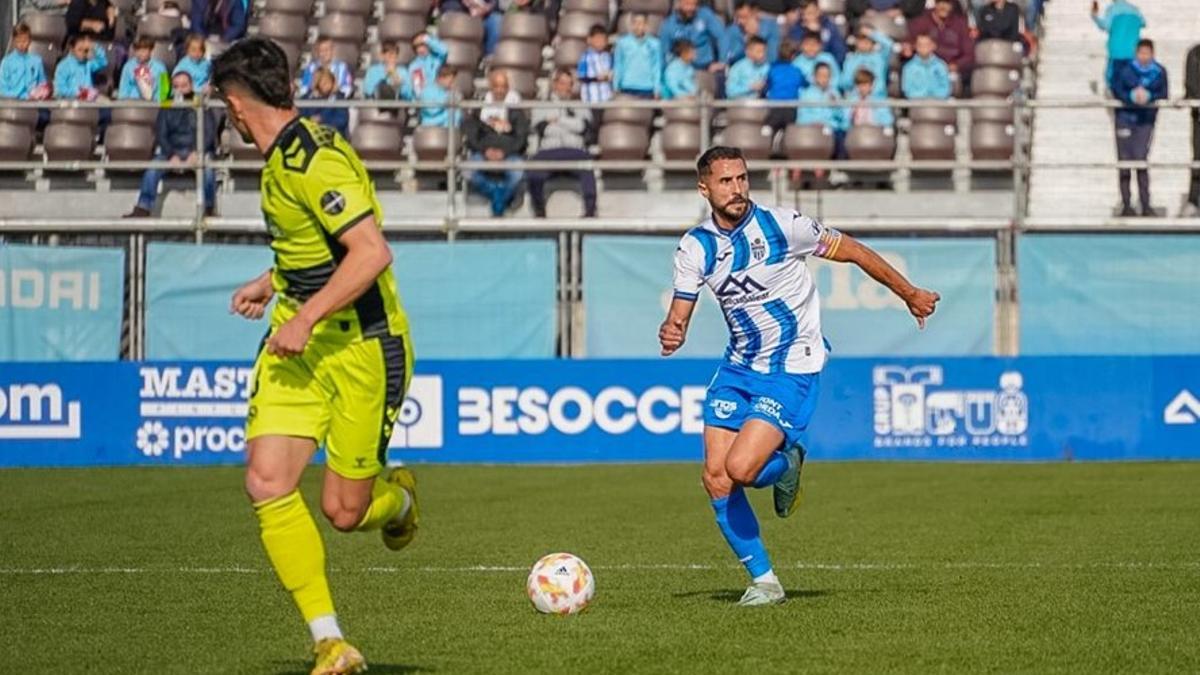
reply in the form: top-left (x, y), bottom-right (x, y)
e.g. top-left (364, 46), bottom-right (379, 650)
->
top-left (311, 638), bottom-right (366, 675)
top-left (381, 466), bottom-right (419, 551)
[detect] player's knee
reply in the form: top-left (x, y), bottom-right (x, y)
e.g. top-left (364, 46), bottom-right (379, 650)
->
top-left (244, 466), bottom-right (291, 504)
top-left (322, 500), bottom-right (367, 532)
top-left (724, 455), bottom-right (759, 486)
top-left (702, 468), bottom-right (733, 499)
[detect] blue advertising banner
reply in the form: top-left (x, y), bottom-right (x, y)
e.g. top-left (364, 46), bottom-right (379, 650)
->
top-left (144, 240), bottom-right (559, 360)
top-left (0, 244), bottom-right (125, 361)
top-left (1020, 234), bottom-right (1200, 355)
top-left (583, 236), bottom-right (995, 358)
top-left (1, 356), bottom-right (1196, 467)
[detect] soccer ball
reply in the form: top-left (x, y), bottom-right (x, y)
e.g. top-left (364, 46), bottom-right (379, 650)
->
top-left (526, 552), bottom-right (594, 615)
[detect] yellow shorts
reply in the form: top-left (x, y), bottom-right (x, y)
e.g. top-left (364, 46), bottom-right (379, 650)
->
top-left (246, 331), bottom-right (413, 480)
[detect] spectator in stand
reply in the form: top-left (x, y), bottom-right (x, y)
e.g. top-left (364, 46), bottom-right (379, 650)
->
top-left (190, 0), bottom-right (247, 44)
top-left (299, 38), bottom-right (352, 99)
top-left (464, 70), bottom-right (528, 216)
top-left (1183, 42), bottom-right (1200, 217)
top-left (527, 68), bottom-right (596, 219)
top-left (902, 33), bottom-right (951, 99)
top-left (846, 69), bottom-right (894, 127)
top-left (442, 0), bottom-right (502, 56)
top-left (364, 42), bottom-right (410, 99)
top-left (407, 31), bottom-right (448, 100)
top-left (662, 38), bottom-right (698, 100)
top-left (792, 31), bottom-right (839, 85)
top-left (302, 68), bottom-right (350, 137)
top-left (846, 0), bottom-right (925, 21)
top-left (1111, 39), bottom-right (1167, 217)
top-left (578, 25), bottom-right (614, 104)
top-left (785, 0), bottom-right (846, 65)
top-left (907, 0), bottom-right (974, 91)
top-left (840, 26), bottom-right (892, 96)
top-left (975, 0), bottom-right (1022, 44)
top-left (797, 62), bottom-right (846, 156)
top-left (765, 39), bottom-right (805, 132)
top-left (725, 1), bottom-right (780, 65)
top-left (726, 36), bottom-right (769, 99)
top-left (1091, 0), bottom-right (1143, 92)
top-left (417, 65), bottom-right (459, 127)
top-left (54, 33), bottom-right (106, 99)
top-left (66, 0), bottom-right (116, 41)
top-left (124, 71), bottom-right (216, 218)
top-left (660, 0), bottom-right (727, 74)
top-left (1, 24), bottom-right (50, 100)
top-left (613, 14), bottom-right (661, 99)
top-left (117, 37), bottom-right (169, 101)
top-left (173, 34), bottom-right (212, 92)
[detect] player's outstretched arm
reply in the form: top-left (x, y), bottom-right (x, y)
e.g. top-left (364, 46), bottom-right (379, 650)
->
top-left (230, 268), bottom-right (274, 320)
top-left (659, 297), bottom-right (697, 356)
top-left (825, 233), bottom-right (940, 329)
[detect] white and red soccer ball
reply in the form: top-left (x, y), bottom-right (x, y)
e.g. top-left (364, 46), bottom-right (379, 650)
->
top-left (526, 552), bottom-right (594, 615)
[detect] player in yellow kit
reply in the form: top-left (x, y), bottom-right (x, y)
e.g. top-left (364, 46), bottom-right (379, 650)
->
top-left (212, 38), bottom-right (417, 675)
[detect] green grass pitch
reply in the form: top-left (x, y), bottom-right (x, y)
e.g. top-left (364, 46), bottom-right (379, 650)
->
top-left (2, 462), bottom-right (1198, 674)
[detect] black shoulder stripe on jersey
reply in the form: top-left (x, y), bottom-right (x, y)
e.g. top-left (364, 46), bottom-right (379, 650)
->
top-left (277, 262), bottom-right (336, 301)
top-left (329, 210), bottom-right (373, 239)
top-left (319, 228), bottom-right (389, 337)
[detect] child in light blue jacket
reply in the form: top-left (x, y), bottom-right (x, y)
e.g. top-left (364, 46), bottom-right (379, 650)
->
top-left (662, 39), bottom-right (697, 100)
top-left (840, 27), bottom-right (892, 96)
top-left (613, 14), bottom-right (663, 98)
top-left (901, 34), bottom-right (952, 99)
top-left (725, 36), bottom-right (769, 99)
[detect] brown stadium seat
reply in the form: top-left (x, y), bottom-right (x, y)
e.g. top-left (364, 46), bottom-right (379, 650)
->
top-left (0, 122), bottom-right (34, 162)
top-left (819, 0), bottom-right (846, 13)
top-left (104, 123), bottom-right (155, 161)
top-left (138, 14), bottom-right (182, 41)
top-left (453, 70), bottom-right (476, 97)
top-left (146, 0), bottom-right (192, 14)
top-left (271, 40), bottom-right (303, 76)
top-left (112, 106), bottom-right (160, 127)
top-left (603, 95), bottom-right (653, 127)
top-left (351, 123), bottom-right (403, 161)
top-left (970, 122), bottom-right (1014, 160)
top-left (554, 38), bottom-right (588, 70)
top-left (663, 103), bottom-right (701, 124)
top-left (110, 0), bottom-right (136, 12)
top-left (501, 68), bottom-right (537, 99)
top-left (43, 123), bottom-right (95, 161)
top-left (908, 122), bottom-right (956, 161)
top-left (620, 0), bottom-right (670, 16)
top-left (330, 41), bottom-right (362, 71)
top-left (413, 125), bottom-right (450, 161)
top-left (490, 40), bottom-right (543, 72)
top-left (24, 12), bottom-right (67, 45)
top-left (725, 104), bottom-right (768, 126)
top-left (564, 0), bottom-right (609, 17)
top-left (971, 96), bottom-right (1014, 125)
top-left (661, 122), bottom-right (700, 161)
top-left (443, 39), bottom-right (482, 71)
top-left (379, 13), bottom-right (428, 46)
top-left (0, 107), bottom-right (39, 128)
top-left (783, 124), bottom-right (835, 160)
top-left (499, 13), bottom-right (548, 45)
top-left (318, 13), bottom-right (367, 43)
top-left (152, 41), bottom-right (177, 71)
top-left (860, 10), bottom-right (907, 41)
top-left (263, 0), bottom-right (314, 15)
top-left (976, 39), bottom-right (1022, 69)
top-left (616, 13), bottom-right (663, 35)
top-left (909, 105), bottom-right (956, 128)
top-left (51, 107), bottom-right (99, 129)
top-left (359, 107), bottom-right (408, 128)
top-left (28, 40), bottom-right (60, 80)
top-left (694, 70), bottom-right (718, 97)
top-left (257, 13), bottom-right (309, 44)
top-left (556, 12), bottom-right (599, 41)
top-left (223, 127), bottom-right (261, 161)
top-left (717, 123), bottom-right (771, 160)
top-left (438, 12), bottom-right (485, 42)
top-left (598, 123), bottom-right (649, 160)
top-left (845, 124), bottom-right (896, 160)
top-left (383, 0), bottom-right (431, 15)
top-left (971, 67), bottom-right (1020, 98)
top-left (324, 0), bottom-right (372, 16)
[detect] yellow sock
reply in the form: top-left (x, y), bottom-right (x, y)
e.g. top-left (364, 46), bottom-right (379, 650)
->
top-left (254, 490), bottom-right (334, 624)
top-left (354, 476), bottom-right (407, 532)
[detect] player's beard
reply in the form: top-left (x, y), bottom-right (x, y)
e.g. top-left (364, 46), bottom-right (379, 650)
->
top-left (232, 115), bottom-right (254, 144)
top-left (714, 196), bottom-right (750, 224)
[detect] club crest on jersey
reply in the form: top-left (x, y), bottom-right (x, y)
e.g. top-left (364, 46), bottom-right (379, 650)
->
top-left (751, 238), bottom-right (766, 261)
top-left (320, 190), bottom-right (346, 216)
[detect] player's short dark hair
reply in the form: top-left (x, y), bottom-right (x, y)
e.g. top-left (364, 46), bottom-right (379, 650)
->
top-left (672, 38), bottom-right (694, 57)
top-left (746, 36), bottom-right (766, 49)
top-left (697, 146), bottom-right (746, 178)
top-left (1137, 38), bottom-right (1154, 51)
top-left (12, 22), bottom-right (31, 38)
top-left (211, 37), bottom-right (294, 108)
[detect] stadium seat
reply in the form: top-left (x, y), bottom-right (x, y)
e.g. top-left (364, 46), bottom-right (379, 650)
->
top-left (23, 12), bottom-right (67, 46)
top-left (146, 0), bottom-right (192, 14)
top-left (138, 14), bottom-right (182, 41)
top-left (554, 38), bottom-right (588, 70)
top-left (318, 13), bottom-right (367, 43)
top-left (359, 107), bottom-right (408, 128)
top-left (110, 0), bottom-right (135, 12)
top-left (499, 13), bottom-right (548, 45)
top-left (598, 123), bottom-right (649, 160)
top-left (274, 40), bottom-right (303, 75)
top-left (972, 67), bottom-right (1020, 97)
top-left (909, 105), bottom-right (957, 129)
top-left (351, 123), bottom-right (403, 161)
top-left (112, 106), bottom-right (159, 127)
top-left (263, 0), bottom-right (314, 15)
top-left (620, 0), bottom-right (670, 15)
top-left (783, 123), bottom-right (835, 160)
top-left (970, 122), bottom-right (1014, 160)
top-left (104, 123), bottom-right (155, 161)
top-left (971, 96), bottom-right (1015, 125)
top-left (615, 12), bottom-right (663, 34)
top-left (717, 123), bottom-right (771, 160)
top-left (152, 41), bottom-right (177, 71)
top-left (501, 68), bottom-right (538, 99)
top-left (379, 13), bottom-right (428, 45)
top-left (331, 42), bottom-right (362, 71)
top-left (0, 107), bottom-right (39, 128)
top-left (976, 39), bottom-right (1022, 69)
top-left (438, 12), bottom-right (485, 42)
top-left (0, 122), bottom-right (34, 162)
top-left (555, 12), bottom-right (600, 41)
top-left (452, 70), bottom-right (475, 97)
top-left (28, 40), bottom-right (59, 80)
top-left (412, 125), bottom-right (450, 161)
top-left (50, 107), bottom-right (99, 129)
top-left (860, 10), bottom-right (907, 42)
top-left (490, 40), bottom-right (543, 72)
top-left (257, 13), bottom-right (309, 44)
top-left (43, 123), bottom-right (95, 161)
top-left (845, 125), bottom-right (896, 160)
top-left (324, 0), bottom-right (373, 16)
top-left (663, 103), bottom-right (701, 124)
top-left (818, 0), bottom-right (846, 13)
top-left (724, 104), bottom-right (768, 126)
top-left (564, 0), bottom-right (609, 17)
top-left (603, 95), bottom-right (653, 127)
top-left (908, 122), bottom-right (956, 161)
top-left (695, 70), bottom-right (718, 97)
top-left (661, 122), bottom-right (700, 161)
top-left (383, 0), bottom-right (431, 15)
top-left (443, 39), bottom-right (482, 71)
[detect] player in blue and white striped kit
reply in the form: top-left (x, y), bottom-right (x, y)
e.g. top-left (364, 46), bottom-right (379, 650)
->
top-left (659, 147), bottom-right (940, 606)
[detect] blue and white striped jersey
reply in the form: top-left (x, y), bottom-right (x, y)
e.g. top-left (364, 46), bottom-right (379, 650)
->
top-left (673, 202), bottom-right (842, 375)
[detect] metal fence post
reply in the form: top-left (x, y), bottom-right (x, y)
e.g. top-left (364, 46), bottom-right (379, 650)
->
top-left (445, 94), bottom-right (459, 240)
top-left (194, 98), bottom-right (206, 241)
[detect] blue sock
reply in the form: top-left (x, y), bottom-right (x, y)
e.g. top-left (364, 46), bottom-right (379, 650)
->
top-left (711, 487), bottom-right (772, 578)
top-left (751, 450), bottom-right (790, 488)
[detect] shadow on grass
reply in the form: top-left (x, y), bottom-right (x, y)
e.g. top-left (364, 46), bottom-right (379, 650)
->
top-left (672, 589), bottom-right (833, 603)
top-left (272, 663), bottom-right (433, 674)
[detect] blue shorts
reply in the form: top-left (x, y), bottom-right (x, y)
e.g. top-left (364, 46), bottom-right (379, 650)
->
top-left (702, 362), bottom-right (820, 449)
